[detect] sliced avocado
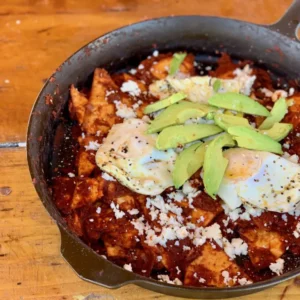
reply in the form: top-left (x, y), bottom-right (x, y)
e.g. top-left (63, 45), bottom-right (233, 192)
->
top-left (214, 113), bottom-right (252, 131)
top-left (203, 133), bottom-right (235, 199)
top-left (206, 112), bottom-right (216, 120)
top-left (258, 98), bottom-right (288, 130)
top-left (169, 53), bottom-right (187, 76)
top-left (156, 124), bottom-right (223, 150)
top-left (172, 142), bottom-right (207, 188)
top-left (147, 101), bottom-right (218, 133)
top-left (144, 92), bottom-right (186, 114)
top-left (213, 79), bottom-right (221, 92)
top-left (208, 92), bottom-right (270, 116)
top-left (228, 126), bottom-right (283, 154)
top-left (224, 110), bottom-right (244, 117)
top-left (259, 122), bottom-right (293, 141)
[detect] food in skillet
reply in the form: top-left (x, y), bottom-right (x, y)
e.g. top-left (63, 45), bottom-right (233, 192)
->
top-left (52, 51), bottom-right (300, 287)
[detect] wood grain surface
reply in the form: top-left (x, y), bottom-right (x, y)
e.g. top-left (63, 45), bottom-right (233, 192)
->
top-left (1, 0), bottom-right (300, 299)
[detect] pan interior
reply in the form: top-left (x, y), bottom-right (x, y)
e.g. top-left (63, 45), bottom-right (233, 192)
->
top-left (27, 16), bottom-right (300, 297)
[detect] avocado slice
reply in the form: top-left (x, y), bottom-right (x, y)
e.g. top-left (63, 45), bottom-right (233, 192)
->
top-left (147, 101), bottom-right (218, 133)
top-left (223, 110), bottom-right (244, 117)
top-left (156, 124), bottom-right (223, 150)
top-left (172, 142), bottom-right (208, 188)
top-left (213, 79), bottom-right (221, 92)
top-left (214, 113), bottom-right (252, 131)
top-left (203, 133), bottom-right (235, 199)
top-left (228, 126), bottom-right (283, 154)
top-left (169, 53), bottom-right (187, 76)
top-left (258, 98), bottom-right (288, 130)
top-left (208, 92), bottom-right (270, 116)
top-left (259, 122), bottom-right (293, 141)
top-left (144, 92), bottom-right (186, 114)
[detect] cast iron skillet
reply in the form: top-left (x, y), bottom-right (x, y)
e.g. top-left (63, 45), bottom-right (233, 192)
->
top-left (27, 1), bottom-right (300, 298)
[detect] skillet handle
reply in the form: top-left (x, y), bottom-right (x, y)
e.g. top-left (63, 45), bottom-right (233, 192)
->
top-left (267, 0), bottom-right (300, 39)
top-left (59, 225), bottom-right (137, 288)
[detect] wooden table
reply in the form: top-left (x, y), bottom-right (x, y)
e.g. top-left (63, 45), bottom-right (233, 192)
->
top-left (1, 0), bottom-right (300, 299)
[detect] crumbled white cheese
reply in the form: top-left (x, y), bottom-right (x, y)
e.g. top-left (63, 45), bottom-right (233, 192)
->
top-left (95, 130), bottom-right (101, 137)
top-left (123, 263), bottom-right (133, 272)
top-left (193, 223), bottom-right (223, 247)
top-left (223, 238), bottom-right (248, 259)
top-left (134, 195), bottom-right (190, 247)
top-left (114, 100), bottom-right (136, 119)
top-left (199, 277), bottom-right (206, 283)
top-left (293, 222), bottom-right (300, 238)
top-left (233, 65), bottom-right (256, 96)
top-left (68, 172), bottom-right (75, 178)
top-left (182, 181), bottom-right (196, 195)
top-left (229, 208), bottom-right (243, 222)
top-left (238, 278), bottom-right (252, 285)
top-left (89, 218), bottom-right (94, 222)
top-left (260, 87), bottom-right (273, 98)
top-left (128, 208), bottom-right (139, 215)
top-left (110, 202), bottom-right (125, 219)
top-left (283, 143), bottom-right (290, 149)
top-left (281, 214), bottom-right (288, 222)
top-left (105, 90), bottom-right (115, 97)
top-left (202, 223), bottom-right (222, 240)
top-left (157, 256), bottom-right (162, 262)
top-left (167, 190), bottom-right (185, 202)
top-left (198, 216), bottom-right (205, 223)
top-left (269, 258), bottom-right (284, 275)
top-left (84, 141), bottom-right (100, 151)
top-left (102, 172), bottom-right (116, 181)
top-left (96, 207), bottom-right (101, 214)
top-left (153, 50), bottom-right (159, 57)
top-left (157, 275), bottom-right (183, 285)
top-left (120, 80), bottom-right (141, 97)
top-left (138, 64), bottom-right (144, 70)
top-left (222, 203), bottom-right (263, 221)
top-left (183, 245), bottom-right (191, 251)
top-left (222, 270), bottom-right (231, 285)
top-left (289, 87), bottom-right (295, 96)
top-left (176, 266), bottom-right (181, 274)
top-left (129, 68), bottom-right (137, 75)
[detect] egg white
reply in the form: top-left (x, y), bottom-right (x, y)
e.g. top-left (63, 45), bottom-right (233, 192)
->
top-left (218, 148), bottom-right (300, 213)
top-left (95, 118), bottom-right (177, 195)
top-left (149, 69), bottom-right (256, 103)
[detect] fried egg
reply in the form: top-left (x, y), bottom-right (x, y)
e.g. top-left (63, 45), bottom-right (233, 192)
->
top-left (149, 67), bottom-right (256, 103)
top-left (218, 148), bottom-right (300, 212)
top-left (95, 118), bottom-right (177, 195)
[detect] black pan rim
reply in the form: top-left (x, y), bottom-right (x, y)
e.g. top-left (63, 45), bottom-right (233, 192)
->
top-left (27, 15), bottom-right (300, 295)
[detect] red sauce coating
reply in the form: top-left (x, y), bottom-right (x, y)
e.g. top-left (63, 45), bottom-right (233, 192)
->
top-left (51, 52), bottom-right (300, 287)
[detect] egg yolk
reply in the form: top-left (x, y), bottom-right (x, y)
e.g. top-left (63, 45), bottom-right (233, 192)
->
top-left (223, 148), bottom-right (262, 181)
